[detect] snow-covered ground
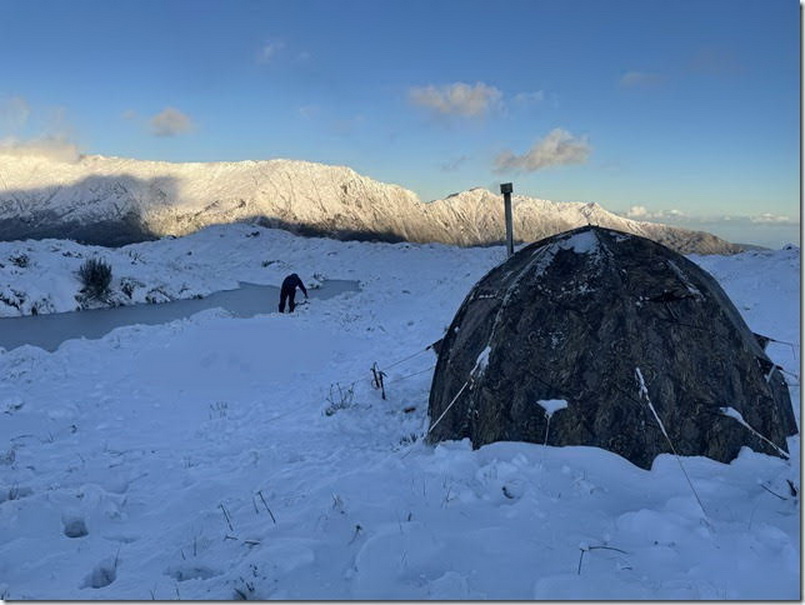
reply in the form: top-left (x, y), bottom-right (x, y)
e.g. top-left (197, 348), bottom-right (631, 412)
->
top-left (0, 224), bottom-right (800, 599)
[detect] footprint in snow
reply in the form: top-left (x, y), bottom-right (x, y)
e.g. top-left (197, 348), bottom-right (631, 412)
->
top-left (81, 557), bottom-right (118, 589)
top-left (165, 564), bottom-right (220, 582)
top-left (63, 515), bottom-right (89, 538)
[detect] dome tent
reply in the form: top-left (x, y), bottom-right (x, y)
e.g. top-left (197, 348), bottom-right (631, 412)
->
top-left (427, 226), bottom-right (797, 469)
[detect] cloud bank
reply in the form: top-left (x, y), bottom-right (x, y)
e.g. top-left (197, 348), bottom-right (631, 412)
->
top-left (408, 82), bottom-right (502, 118)
top-left (626, 205), bottom-right (686, 220)
top-left (494, 128), bottom-right (591, 173)
top-left (0, 96), bottom-right (80, 162)
top-left (150, 107), bottom-right (194, 137)
top-left (623, 205), bottom-right (797, 228)
top-left (0, 136), bottom-right (81, 163)
top-left (750, 213), bottom-right (795, 224)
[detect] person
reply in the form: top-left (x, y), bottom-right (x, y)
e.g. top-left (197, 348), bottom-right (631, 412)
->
top-left (278, 273), bottom-right (308, 313)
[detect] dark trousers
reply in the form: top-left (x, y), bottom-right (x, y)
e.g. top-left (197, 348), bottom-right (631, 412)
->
top-left (278, 288), bottom-right (296, 313)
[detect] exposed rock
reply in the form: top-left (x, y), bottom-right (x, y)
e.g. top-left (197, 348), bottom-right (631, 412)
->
top-left (427, 226), bottom-right (797, 469)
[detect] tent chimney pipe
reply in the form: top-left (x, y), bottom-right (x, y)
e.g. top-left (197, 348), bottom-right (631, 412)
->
top-left (500, 182), bottom-right (514, 257)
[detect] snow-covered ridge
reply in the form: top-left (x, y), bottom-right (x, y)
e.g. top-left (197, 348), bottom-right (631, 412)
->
top-left (0, 153), bottom-right (741, 254)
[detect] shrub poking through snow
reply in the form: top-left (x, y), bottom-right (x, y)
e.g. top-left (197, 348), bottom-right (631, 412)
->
top-left (323, 382), bottom-right (355, 416)
top-left (77, 258), bottom-right (113, 300)
top-left (120, 277), bottom-right (143, 299)
top-left (9, 253), bottom-right (29, 268)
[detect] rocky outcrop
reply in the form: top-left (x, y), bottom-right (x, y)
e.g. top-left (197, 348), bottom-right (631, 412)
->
top-left (0, 153), bottom-right (743, 254)
top-left (427, 226), bottom-right (797, 469)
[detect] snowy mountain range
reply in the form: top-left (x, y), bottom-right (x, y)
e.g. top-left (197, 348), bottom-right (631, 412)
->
top-left (0, 153), bottom-right (743, 254)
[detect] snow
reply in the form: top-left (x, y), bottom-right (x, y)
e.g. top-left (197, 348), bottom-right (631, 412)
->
top-left (0, 153), bottom-right (744, 254)
top-left (636, 367), bottom-right (671, 442)
top-left (720, 407), bottom-right (791, 460)
top-left (536, 399), bottom-right (568, 417)
top-left (721, 406), bottom-right (747, 424)
top-left (0, 224), bottom-right (799, 599)
top-left (667, 259), bottom-right (703, 299)
top-left (558, 228), bottom-right (600, 255)
top-left (473, 345), bottom-right (491, 375)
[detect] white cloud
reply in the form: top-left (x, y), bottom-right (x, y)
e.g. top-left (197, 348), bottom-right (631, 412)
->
top-left (150, 107), bottom-right (194, 137)
top-left (494, 128), bottom-right (591, 173)
top-left (626, 205), bottom-right (648, 218)
top-left (257, 40), bottom-right (285, 64)
top-left (513, 91), bottom-right (545, 105)
top-left (408, 82), bottom-right (502, 118)
top-left (0, 135), bottom-right (81, 163)
top-left (619, 206), bottom-right (798, 231)
top-left (0, 95), bottom-right (31, 132)
top-left (626, 205), bottom-right (686, 220)
top-left (617, 207), bottom-right (800, 247)
top-left (0, 99), bottom-right (80, 162)
top-left (750, 213), bottom-right (796, 224)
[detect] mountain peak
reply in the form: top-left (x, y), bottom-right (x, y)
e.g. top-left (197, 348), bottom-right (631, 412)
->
top-left (0, 153), bottom-right (742, 254)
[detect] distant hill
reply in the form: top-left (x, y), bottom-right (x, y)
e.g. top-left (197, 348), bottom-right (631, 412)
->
top-left (0, 153), bottom-right (744, 255)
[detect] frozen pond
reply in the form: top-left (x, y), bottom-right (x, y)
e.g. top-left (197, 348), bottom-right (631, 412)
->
top-left (0, 279), bottom-right (359, 352)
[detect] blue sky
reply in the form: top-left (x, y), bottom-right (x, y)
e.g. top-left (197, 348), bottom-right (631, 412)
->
top-left (0, 0), bottom-right (799, 247)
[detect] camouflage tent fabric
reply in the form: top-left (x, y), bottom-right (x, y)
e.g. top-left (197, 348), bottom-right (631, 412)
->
top-left (427, 226), bottom-right (797, 469)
